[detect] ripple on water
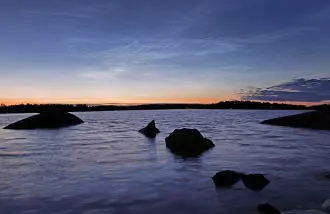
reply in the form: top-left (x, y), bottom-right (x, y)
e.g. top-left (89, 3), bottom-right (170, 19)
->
top-left (0, 151), bottom-right (43, 157)
top-left (0, 110), bottom-right (329, 214)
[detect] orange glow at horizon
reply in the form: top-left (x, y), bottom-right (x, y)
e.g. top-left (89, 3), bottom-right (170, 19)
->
top-left (1, 96), bottom-right (328, 106)
top-left (0, 94), bottom-right (240, 105)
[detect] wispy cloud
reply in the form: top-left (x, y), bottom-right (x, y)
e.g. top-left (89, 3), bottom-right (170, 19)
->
top-left (23, 10), bottom-right (91, 19)
top-left (67, 23), bottom-right (314, 58)
top-left (241, 78), bottom-right (330, 102)
top-left (79, 67), bottom-right (127, 80)
top-left (240, 26), bottom-right (316, 44)
top-left (64, 24), bottom-right (316, 86)
top-left (65, 37), bottom-right (244, 72)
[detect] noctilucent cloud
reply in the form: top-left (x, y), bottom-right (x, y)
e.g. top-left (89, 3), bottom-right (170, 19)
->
top-left (1, 0), bottom-right (330, 104)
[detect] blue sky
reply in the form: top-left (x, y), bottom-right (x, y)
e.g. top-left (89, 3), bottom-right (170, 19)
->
top-left (1, 0), bottom-right (330, 104)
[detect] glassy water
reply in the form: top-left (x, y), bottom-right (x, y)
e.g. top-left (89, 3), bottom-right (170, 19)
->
top-left (0, 110), bottom-right (329, 214)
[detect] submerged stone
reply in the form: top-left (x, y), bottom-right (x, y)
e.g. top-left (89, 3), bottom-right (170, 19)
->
top-left (258, 203), bottom-right (281, 214)
top-left (242, 174), bottom-right (270, 191)
top-left (325, 173), bottom-right (330, 180)
top-left (322, 199), bottom-right (330, 211)
top-left (282, 210), bottom-right (327, 214)
top-left (165, 128), bottom-right (215, 157)
top-left (212, 170), bottom-right (244, 187)
top-left (4, 111), bottom-right (84, 130)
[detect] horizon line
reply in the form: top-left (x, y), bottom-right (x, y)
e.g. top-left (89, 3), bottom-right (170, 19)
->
top-left (0, 100), bottom-right (321, 107)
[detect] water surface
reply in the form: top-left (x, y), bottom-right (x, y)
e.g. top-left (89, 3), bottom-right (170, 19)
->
top-left (1, 110), bottom-right (329, 214)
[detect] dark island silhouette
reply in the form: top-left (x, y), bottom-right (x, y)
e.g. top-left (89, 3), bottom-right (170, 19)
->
top-left (1, 100), bottom-right (323, 114)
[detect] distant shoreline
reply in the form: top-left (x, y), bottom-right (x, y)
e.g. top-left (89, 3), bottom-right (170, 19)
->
top-left (1, 101), bottom-right (327, 114)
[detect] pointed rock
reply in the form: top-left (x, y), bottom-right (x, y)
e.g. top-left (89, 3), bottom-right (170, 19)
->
top-left (165, 128), bottom-right (215, 157)
top-left (138, 120), bottom-right (160, 138)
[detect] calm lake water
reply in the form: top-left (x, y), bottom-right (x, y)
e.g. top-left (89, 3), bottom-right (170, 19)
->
top-left (0, 110), bottom-right (329, 214)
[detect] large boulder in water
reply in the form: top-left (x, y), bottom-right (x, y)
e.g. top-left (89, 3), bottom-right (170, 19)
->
top-left (242, 173), bottom-right (270, 191)
top-left (212, 170), bottom-right (244, 187)
top-left (165, 128), bottom-right (215, 157)
top-left (138, 120), bottom-right (160, 138)
top-left (258, 203), bottom-right (281, 214)
top-left (261, 111), bottom-right (330, 131)
top-left (4, 111), bottom-right (84, 130)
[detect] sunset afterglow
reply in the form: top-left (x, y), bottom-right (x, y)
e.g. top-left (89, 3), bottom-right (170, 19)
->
top-left (1, 0), bottom-right (329, 105)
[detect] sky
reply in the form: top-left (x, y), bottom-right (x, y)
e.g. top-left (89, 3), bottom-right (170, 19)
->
top-left (1, 0), bottom-right (330, 105)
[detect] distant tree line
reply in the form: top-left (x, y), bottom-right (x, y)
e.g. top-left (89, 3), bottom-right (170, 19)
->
top-left (0, 100), bottom-right (322, 114)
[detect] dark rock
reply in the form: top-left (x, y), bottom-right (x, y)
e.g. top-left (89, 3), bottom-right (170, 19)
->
top-left (261, 110), bottom-right (330, 130)
top-left (325, 173), bottom-right (330, 180)
top-left (4, 111), bottom-right (84, 130)
top-left (258, 203), bottom-right (281, 214)
top-left (165, 128), bottom-right (215, 157)
top-left (212, 170), bottom-right (244, 187)
top-left (322, 199), bottom-right (330, 211)
top-left (138, 120), bottom-right (160, 138)
top-left (242, 174), bottom-right (270, 191)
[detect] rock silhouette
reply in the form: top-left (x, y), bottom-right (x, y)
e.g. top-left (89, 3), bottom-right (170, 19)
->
top-left (212, 170), bottom-right (244, 187)
top-left (242, 174), bottom-right (270, 191)
top-left (165, 128), bottom-right (215, 157)
top-left (282, 210), bottom-right (327, 214)
top-left (4, 111), bottom-right (84, 130)
top-left (258, 203), bottom-right (281, 214)
top-left (261, 110), bottom-right (330, 130)
top-left (138, 120), bottom-right (160, 138)
top-left (322, 199), bottom-right (330, 211)
top-left (325, 173), bottom-right (330, 180)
